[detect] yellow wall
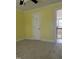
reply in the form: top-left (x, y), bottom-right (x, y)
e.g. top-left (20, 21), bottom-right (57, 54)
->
top-left (24, 2), bottom-right (62, 41)
top-left (16, 2), bottom-right (62, 41)
top-left (16, 10), bottom-right (25, 41)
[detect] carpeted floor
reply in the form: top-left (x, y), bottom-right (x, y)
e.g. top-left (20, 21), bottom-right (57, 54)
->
top-left (16, 39), bottom-right (62, 59)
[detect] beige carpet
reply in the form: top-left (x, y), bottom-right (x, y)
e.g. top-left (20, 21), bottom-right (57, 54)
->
top-left (16, 39), bottom-right (62, 59)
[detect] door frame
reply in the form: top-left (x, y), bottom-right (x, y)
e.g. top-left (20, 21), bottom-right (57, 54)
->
top-left (32, 12), bottom-right (41, 40)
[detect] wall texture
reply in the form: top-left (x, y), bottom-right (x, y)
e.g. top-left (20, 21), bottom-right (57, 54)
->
top-left (24, 2), bottom-right (62, 41)
top-left (16, 2), bottom-right (62, 42)
top-left (16, 10), bottom-right (25, 41)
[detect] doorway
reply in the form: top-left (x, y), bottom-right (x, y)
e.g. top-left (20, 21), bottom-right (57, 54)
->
top-left (56, 9), bottom-right (62, 43)
top-left (32, 12), bottom-right (41, 40)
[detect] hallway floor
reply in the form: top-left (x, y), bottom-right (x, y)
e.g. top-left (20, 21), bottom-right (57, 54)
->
top-left (16, 39), bottom-right (62, 59)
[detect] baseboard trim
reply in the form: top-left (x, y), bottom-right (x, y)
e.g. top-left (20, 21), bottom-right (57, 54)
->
top-left (16, 38), bottom-right (24, 42)
top-left (16, 37), bottom-right (33, 42)
top-left (16, 37), bottom-right (55, 43)
top-left (41, 39), bottom-right (55, 42)
top-left (24, 37), bottom-right (55, 42)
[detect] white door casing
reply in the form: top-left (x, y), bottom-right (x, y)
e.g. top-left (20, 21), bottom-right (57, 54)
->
top-left (32, 12), bottom-right (40, 40)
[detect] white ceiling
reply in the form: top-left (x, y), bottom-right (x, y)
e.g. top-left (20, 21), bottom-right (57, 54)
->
top-left (16, 0), bottom-right (62, 11)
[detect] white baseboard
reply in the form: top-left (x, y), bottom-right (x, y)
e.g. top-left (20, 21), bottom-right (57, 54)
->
top-left (41, 39), bottom-right (55, 42)
top-left (16, 37), bottom-right (55, 43)
top-left (16, 38), bottom-right (24, 42)
top-left (16, 37), bottom-right (33, 42)
top-left (24, 37), bottom-right (54, 42)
